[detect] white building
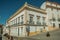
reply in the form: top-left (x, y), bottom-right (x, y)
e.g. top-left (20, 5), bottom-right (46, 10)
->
top-left (41, 1), bottom-right (60, 30)
top-left (6, 2), bottom-right (47, 37)
top-left (6, 1), bottom-right (60, 37)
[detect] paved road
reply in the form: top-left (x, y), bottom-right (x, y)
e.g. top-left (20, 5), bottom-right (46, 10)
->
top-left (2, 29), bottom-right (60, 40)
top-left (31, 29), bottom-right (60, 40)
top-left (19, 29), bottom-right (60, 40)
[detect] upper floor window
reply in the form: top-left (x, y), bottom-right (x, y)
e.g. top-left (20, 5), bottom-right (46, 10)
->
top-left (37, 16), bottom-right (41, 24)
top-left (21, 15), bottom-right (23, 19)
top-left (43, 17), bottom-right (45, 21)
top-left (12, 20), bottom-right (14, 24)
top-left (16, 18), bottom-right (17, 24)
top-left (14, 19), bottom-right (15, 24)
top-left (21, 15), bottom-right (23, 21)
top-left (29, 14), bottom-right (34, 24)
top-left (21, 15), bottom-right (23, 24)
top-left (18, 16), bottom-right (20, 23)
top-left (57, 14), bottom-right (60, 21)
top-left (37, 16), bottom-right (40, 21)
top-left (42, 17), bottom-right (46, 25)
top-left (10, 21), bottom-right (12, 25)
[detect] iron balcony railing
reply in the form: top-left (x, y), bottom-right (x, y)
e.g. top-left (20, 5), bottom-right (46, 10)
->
top-left (36, 21), bottom-right (41, 25)
top-left (10, 21), bottom-right (24, 26)
top-left (29, 21), bottom-right (34, 24)
top-left (17, 21), bottom-right (23, 25)
top-left (43, 22), bottom-right (46, 26)
top-left (49, 18), bottom-right (56, 21)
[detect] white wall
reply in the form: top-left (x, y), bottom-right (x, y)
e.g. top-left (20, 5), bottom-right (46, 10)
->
top-left (8, 10), bottom-right (26, 25)
top-left (26, 9), bottom-right (46, 25)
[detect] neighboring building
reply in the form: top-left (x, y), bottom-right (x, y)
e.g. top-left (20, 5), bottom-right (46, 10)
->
top-left (41, 1), bottom-right (60, 31)
top-left (6, 1), bottom-right (60, 37)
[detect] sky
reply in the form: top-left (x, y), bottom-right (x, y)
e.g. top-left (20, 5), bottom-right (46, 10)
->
top-left (0, 0), bottom-right (60, 25)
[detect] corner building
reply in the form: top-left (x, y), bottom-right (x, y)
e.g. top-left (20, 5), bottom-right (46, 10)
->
top-left (6, 1), bottom-right (60, 37)
top-left (6, 2), bottom-right (47, 37)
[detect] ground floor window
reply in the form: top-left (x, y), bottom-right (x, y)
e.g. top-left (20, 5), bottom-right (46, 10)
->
top-left (53, 23), bottom-right (55, 28)
top-left (40, 28), bottom-right (43, 32)
top-left (59, 24), bottom-right (60, 28)
top-left (21, 27), bottom-right (23, 35)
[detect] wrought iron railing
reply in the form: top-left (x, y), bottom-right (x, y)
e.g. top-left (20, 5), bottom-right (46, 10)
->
top-left (10, 21), bottom-right (24, 26)
top-left (49, 18), bottom-right (56, 21)
top-left (29, 21), bottom-right (34, 24)
top-left (36, 21), bottom-right (41, 25)
top-left (43, 22), bottom-right (46, 26)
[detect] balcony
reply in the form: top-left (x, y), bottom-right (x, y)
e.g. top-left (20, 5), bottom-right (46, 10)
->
top-left (10, 23), bottom-right (18, 27)
top-left (36, 21), bottom-right (41, 25)
top-left (42, 22), bottom-right (46, 26)
top-left (49, 18), bottom-right (56, 21)
top-left (29, 21), bottom-right (34, 24)
top-left (20, 21), bottom-right (23, 24)
top-left (10, 21), bottom-right (24, 27)
top-left (17, 21), bottom-right (24, 25)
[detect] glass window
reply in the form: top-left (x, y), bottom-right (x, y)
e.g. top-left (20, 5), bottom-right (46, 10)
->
top-left (53, 23), bottom-right (55, 28)
top-left (37, 16), bottom-right (40, 24)
top-left (14, 19), bottom-right (15, 24)
top-left (43, 17), bottom-right (45, 21)
top-left (18, 16), bottom-right (20, 23)
top-left (16, 18), bottom-right (17, 24)
top-left (29, 14), bottom-right (34, 22)
top-left (37, 16), bottom-right (40, 21)
top-left (21, 27), bottom-right (23, 34)
top-left (21, 15), bottom-right (23, 21)
top-left (21, 15), bottom-right (23, 24)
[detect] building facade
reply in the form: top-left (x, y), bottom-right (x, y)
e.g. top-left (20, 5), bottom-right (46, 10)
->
top-left (6, 1), bottom-right (60, 37)
top-left (41, 1), bottom-right (60, 30)
top-left (6, 2), bottom-right (47, 37)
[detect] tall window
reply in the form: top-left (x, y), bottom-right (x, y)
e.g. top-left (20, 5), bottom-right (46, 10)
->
top-left (21, 15), bottom-right (23, 21)
top-left (18, 16), bottom-right (20, 23)
top-left (43, 17), bottom-right (45, 21)
top-left (10, 21), bottom-right (12, 25)
top-left (52, 13), bottom-right (55, 21)
top-left (57, 14), bottom-right (60, 21)
top-left (16, 18), bottom-right (17, 24)
top-left (21, 15), bottom-right (23, 24)
top-left (12, 20), bottom-right (14, 25)
top-left (14, 19), bottom-right (15, 24)
top-left (43, 17), bottom-right (46, 25)
top-left (53, 23), bottom-right (55, 28)
top-left (29, 14), bottom-right (34, 24)
top-left (37, 16), bottom-right (40, 24)
top-left (21, 27), bottom-right (23, 34)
